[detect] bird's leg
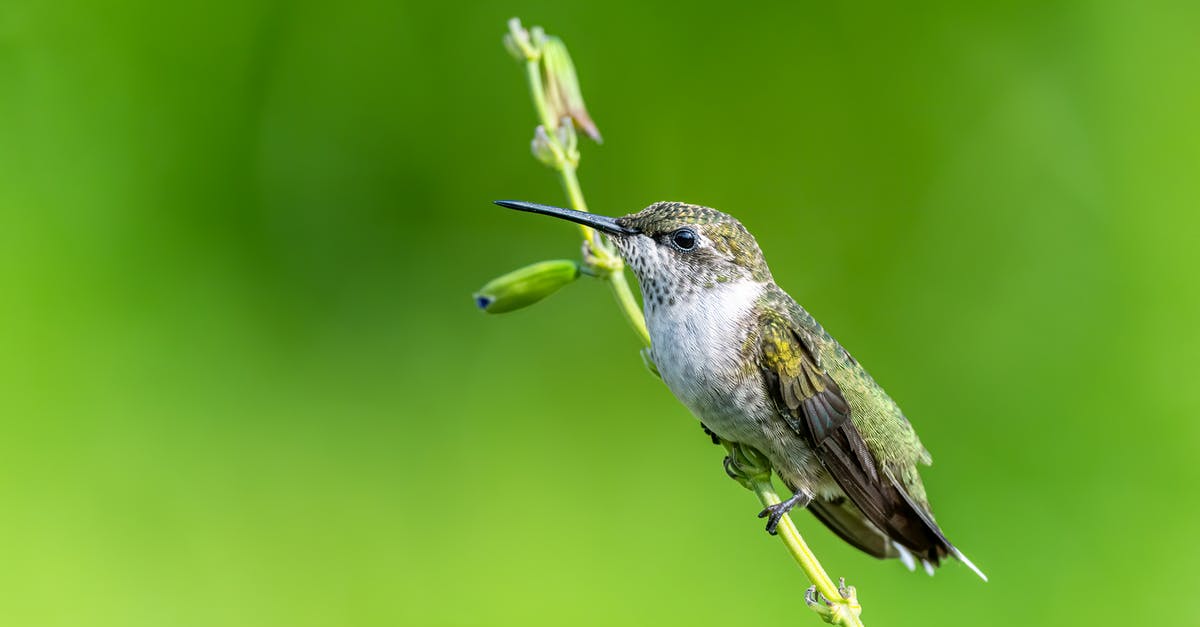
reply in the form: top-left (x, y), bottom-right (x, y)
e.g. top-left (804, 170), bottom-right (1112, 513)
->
top-left (758, 489), bottom-right (812, 535)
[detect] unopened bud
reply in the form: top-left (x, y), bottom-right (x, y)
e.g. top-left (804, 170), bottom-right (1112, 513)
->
top-left (539, 36), bottom-right (602, 143)
top-left (504, 18), bottom-right (537, 60)
top-left (555, 116), bottom-right (578, 156)
top-left (473, 259), bottom-right (580, 314)
top-left (502, 33), bottom-right (524, 61)
top-left (531, 125), bottom-right (559, 167)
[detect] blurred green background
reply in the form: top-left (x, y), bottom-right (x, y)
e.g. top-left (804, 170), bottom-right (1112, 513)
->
top-left (2, 1), bottom-right (1198, 625)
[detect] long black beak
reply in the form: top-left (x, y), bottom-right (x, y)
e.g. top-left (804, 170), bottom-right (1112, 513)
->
top-left (494, 200), bottom-right (640, 236)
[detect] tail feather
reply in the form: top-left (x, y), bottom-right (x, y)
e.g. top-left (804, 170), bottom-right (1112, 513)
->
top-left (885, 468), bottom-right (988, 582)
top-left (804, 473), bottom-right (988, 581)
top-left (893, 542), bottom-right (917, 572)
top-left (949, 546), bottom-right (988, 582)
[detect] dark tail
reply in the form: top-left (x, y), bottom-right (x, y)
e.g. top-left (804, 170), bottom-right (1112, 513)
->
top-left (884, 469), bottom-right (988, 581)
top-left (808, 482), bottom-right (987, 581)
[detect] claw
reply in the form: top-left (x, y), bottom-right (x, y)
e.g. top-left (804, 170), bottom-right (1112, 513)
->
top-left (756, 491), bottom-right (812, 535)
top-left (757, 505), bottom-right (783, 536)
top-left (722, 455), bottom-right (739, 480)
top-left (720, 443), bottom-right (772, 490)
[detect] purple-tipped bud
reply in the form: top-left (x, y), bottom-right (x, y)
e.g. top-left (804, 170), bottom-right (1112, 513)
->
top-left (473, 259), bottom-right (581, 314)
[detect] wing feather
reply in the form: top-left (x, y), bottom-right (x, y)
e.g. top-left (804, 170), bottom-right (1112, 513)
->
top-left (758, 312), bottom-right (960, 567)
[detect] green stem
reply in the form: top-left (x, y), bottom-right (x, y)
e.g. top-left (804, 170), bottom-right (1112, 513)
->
top-left (753, 480), bottom-right (864, 627)
top-left (525, 55), bottom-right (603, 252)
top-left (558, 163), bottom-right (599, 250)
top-left (510, 23), bottom-right (856, 624)
top-left (525, 58), bottom-right (557, 131)
top-left (606, 267), bottom-right (651, 346)
top-left (556, 162), bottom-right (650, 346)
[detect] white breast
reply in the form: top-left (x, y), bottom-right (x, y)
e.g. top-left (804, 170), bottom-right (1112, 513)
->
top-left (644, 279), bottom-right (829, 495)
top-left (647, 281), bottom-right (766, 418)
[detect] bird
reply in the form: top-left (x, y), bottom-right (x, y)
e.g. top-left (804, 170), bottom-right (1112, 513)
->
top-left (494, 199), bottom-right (986, 580)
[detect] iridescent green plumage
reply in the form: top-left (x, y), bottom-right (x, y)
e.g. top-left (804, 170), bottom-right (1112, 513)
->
top-left (756, 288), bottom-right (958, 564)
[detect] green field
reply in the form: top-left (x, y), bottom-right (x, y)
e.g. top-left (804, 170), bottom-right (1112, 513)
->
top-left (2, 2), bottom-right (1198, 625)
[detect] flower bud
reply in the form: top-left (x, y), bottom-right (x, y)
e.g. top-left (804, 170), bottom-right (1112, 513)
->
top-left (539, 36), bottom-right (602, 143)
top-left (473, 260), bottom-right (580, 314)
top-left (530, 125), bottom-right (559, 167)
top-left (504, 18), bottom-right (536, 60)
top-left (555, 116), bottom-right (578, 156)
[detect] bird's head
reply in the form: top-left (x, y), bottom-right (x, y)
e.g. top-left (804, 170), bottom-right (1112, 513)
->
top-left (495, 200), bottom-right (771, 305)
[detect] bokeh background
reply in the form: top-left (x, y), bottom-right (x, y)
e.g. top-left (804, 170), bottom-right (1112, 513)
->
top-left (2, 1), bottom-right (1198, 625)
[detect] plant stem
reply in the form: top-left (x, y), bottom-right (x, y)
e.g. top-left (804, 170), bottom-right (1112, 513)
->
top-left (524, 55), bottom-right (598, 251)
top-left (525, 58), bottom-right (557, 133)
top-left (606, 270), bottom-right (650, 346)
top-left (555, 161), bottom-right (650, 346)
top-left (558, 162), bottom-right (599, 250)
top-left (547, 117), bottom-right (857, 624)
top-left (753, 480), bottom-right (864, 627)
top-left (520, 43), bottom-right (649, 346)
top-left (509, 21), bottom-right (859, 624)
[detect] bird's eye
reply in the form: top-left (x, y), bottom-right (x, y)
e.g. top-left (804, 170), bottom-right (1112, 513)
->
top-left (670, 228), bottom-right (697, 251)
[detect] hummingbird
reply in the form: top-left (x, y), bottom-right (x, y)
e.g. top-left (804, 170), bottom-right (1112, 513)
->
top-left (494, 199), bottom-right (986, 580)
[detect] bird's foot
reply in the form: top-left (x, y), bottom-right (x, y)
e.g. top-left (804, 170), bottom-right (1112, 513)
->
top-left (757, 490), bottom-right (812, 535)
top-left (804, 578), bottom-right (861, 625)
top-left (722, 443), bottom-right (772, 490)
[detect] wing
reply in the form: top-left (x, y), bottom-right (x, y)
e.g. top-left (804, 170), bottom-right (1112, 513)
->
top-left (757, 311), bottom-right (954, 566)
